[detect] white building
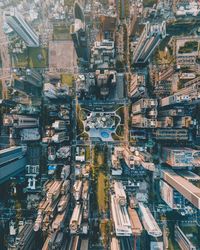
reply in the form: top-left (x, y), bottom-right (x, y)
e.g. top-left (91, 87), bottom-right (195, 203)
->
top-left (111, 194), bottom-right (132, 236)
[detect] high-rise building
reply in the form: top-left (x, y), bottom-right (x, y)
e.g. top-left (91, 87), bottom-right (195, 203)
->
top-left (162, 169), bottom-right (200, 210)
top-left (129, 74), bottom-right (146, 98)
top-left (162, 147), bottom-right (200, 168)
top-left (3, 115), bottom-right (39, 128)
top-left (160, 81), bottom-right (200, 107)
top-left (8, 222), bottom-right (35, 249)
top-left (6, 9), bottom-right (39, 47)
top-left (71, 2), bottom-right (89, 62)
top-left (132, 99), bottom-right (158, 128)
top-left (132, 22), bottom-right (166, 64)
top-left (153, 129), bottom-right (188, 141)
top-left (0, 146), bottom-right (27, 184)
top-left (71, 19), bottom-right (89, 62)
top-left (175, 225), bottom-right (197, 250)
top-left (90, 40), bottom-right (115, 69)
top-left (111, 194), bottom-right (132, 236)
top-left (139, 202), bottom-right (162, 238)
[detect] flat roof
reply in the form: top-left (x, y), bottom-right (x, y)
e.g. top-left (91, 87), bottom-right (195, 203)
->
top-left (139, 203), bottom-right (162, 237)
top-left (179, 171), bottom-right (200, 181)
top-left (163, 169), bottom-right (200, 197)
top-left (128, 207), bottom-right (143, 235)
top-left (0, 146), bottom-right (21, 155)
top-left (162, 169), bottom-right (200, 208)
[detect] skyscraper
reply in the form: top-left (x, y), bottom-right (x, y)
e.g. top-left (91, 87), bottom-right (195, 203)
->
top-left (71, 2), bottom-right (89, 63)
top-left (132, 21), bottom-right (166, 64)
top-left (0, 146), bottom-right (27, 184)
top-left (6, 9), bottom-right (39, 47)
top-left (71, 19), bottom-right (89, 62)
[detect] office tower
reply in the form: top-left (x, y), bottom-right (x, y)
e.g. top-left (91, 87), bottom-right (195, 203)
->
top-left (13, 68), bottom-right (43, 88)
top-left (161, 147), bottom-right (200, 168)
top-left (175, 225), bottom-right (197, 250)
top-left (160, 81), bottom-right (200, 107)
top-left (91, 40), bottom-right (115, 69)
top-left (3, 114), bottom-right (39, 128)
top-left (71, 19), bottom-right (89, 62)
top-left (111, 194), bottom-right (132, 236)
top-left (132, 21), bottom-right (166, 64)
top-left (162, 169), bottom-right (200, 210)
top-left (74, 1), bottom-right (85, 22)
top-left (0, 146), bottom-right (27, 184)
top-left (8, 222), bottom-right (35, 249)
top-left (153, 129), bottom-right (188, 141)
top-left (129, 74), bottom-right (146, 98)
top-left (71, 2), bottom-right (89, 62)
top-left (6, 9), bottom-right (39, 47)
top-left (139, 203), bottom-right (162, 238)
top-left (131, 99), bottom-right (158, 128)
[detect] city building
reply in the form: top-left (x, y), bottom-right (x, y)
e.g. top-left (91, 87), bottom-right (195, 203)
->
top-left (111, 194), bottom-right (132, 236)
top-left (90, 40), bottom-right (115, 69)
top-left (71, 19), bottom-right (89, 63)
top-left (132, 99), bottom-right (158, 128)
top-left (111, 154), bottom-right (122, 175)
top-left (161, 169), bottom-right (200, 210)
top-left (99, 15), bottom-right (117, 40)
top-left (175, 225), bottom-right (197, 250)
top-left (115, 146), bottom-right (146, 177)
top-left (132, 99), bottom-right (158, 115)
top-left (153, 129), bottom-right (188, 141)
top-left (160, 82), bottom-right (200, 107)
top-left (150, 241), bottom-right (164, 250)
top-left (160, 180), bottom-right (175, 209)
top-left (157, 116), bottom-right (192, 128)
top-left (13, 68), bottom-right (43, 88)
top-left (128, 207), bottom-right (143, 236)
top-left (8, 222), bottom-right (35, 250)
top-left (129, 74), bottom-right (146, 98)
top-left (174, 37), bottom-right (200, 68)
top-left (52, 120), bottom-right (66, 131)
top-left (0, 146), bottom-right (27, 184)
top-left (3, 114), bottom-right (39, 128)
top-left (161, 147), bottom-right (200, 168)
top-left (20, 128), bottom-right (40, 141)
top-left (110, 237), bottom-right (120, 250)
top-left (132, 22), bottom-right (166, 64)
top-left (132, 115), bottom-right (157, 128)
top-left (139, 203), bottom-right (162, 238)
top-left (95, 70), bottom-right (117, 97)
top-left (113, 181), bottom-right (127, 206)
top-left (69, 204), bottom-right (82, 234)
top-left (6, 9), bottom-right (39, 47)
